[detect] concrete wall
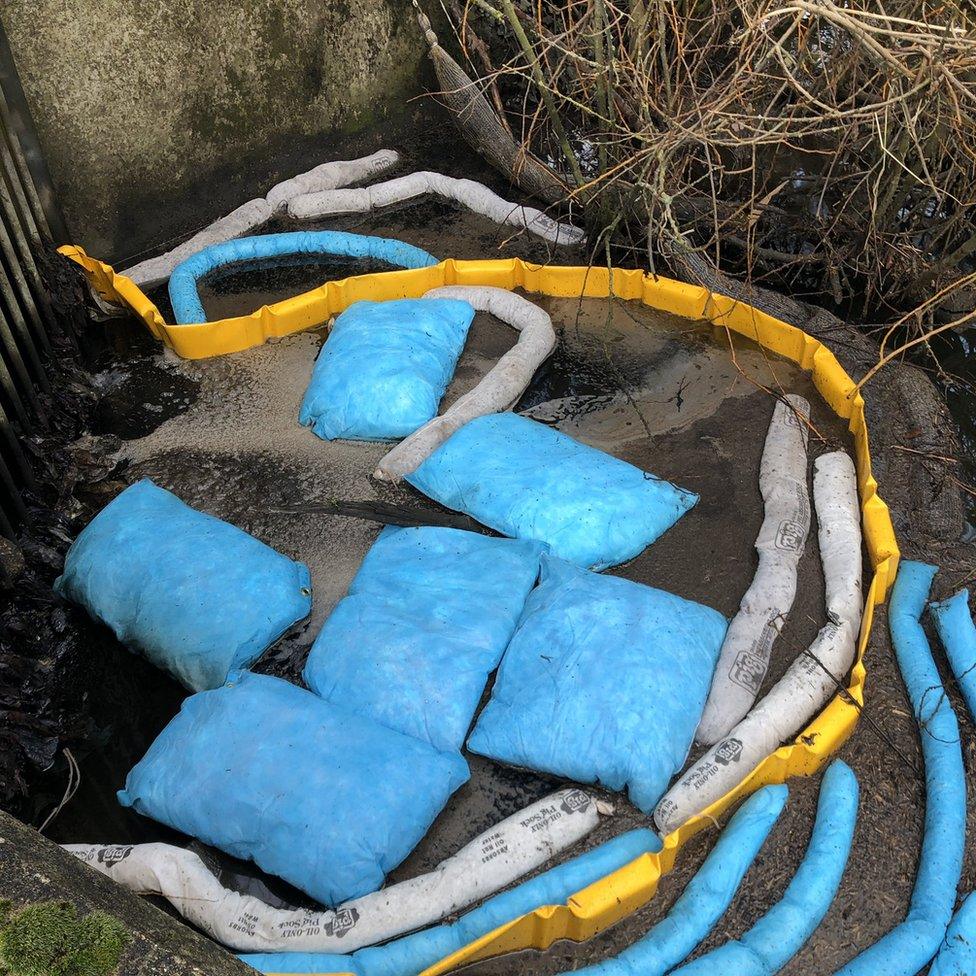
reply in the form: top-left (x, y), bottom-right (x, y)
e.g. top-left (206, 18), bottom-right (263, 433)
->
top-left (0, 807), bottom-right (254, 976)
top-left (1, 0), bottom-right (431, 262)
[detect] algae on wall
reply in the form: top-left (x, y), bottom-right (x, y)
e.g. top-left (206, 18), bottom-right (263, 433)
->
top-left (0, 0), bottom-right (430, 261)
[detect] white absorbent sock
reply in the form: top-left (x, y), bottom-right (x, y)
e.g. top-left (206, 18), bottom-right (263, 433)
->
top-left (654, 451), bottom-right (862, 835)
top-left (288, 171), bottom-right (586, 246)
top-left (121, 151), bottom-right (401, 289)
top-left (64, 787), bottom-right (605, 953)
top-left (264, 150), bottom-right (401, 211)
top-left (695, 394), bottom-right (812, 746)
top-left (374, 285), bottom-right (557, 482)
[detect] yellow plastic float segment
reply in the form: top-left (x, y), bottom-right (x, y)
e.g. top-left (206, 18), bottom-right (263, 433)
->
top-left (60, 244), bottom-right (899, 976)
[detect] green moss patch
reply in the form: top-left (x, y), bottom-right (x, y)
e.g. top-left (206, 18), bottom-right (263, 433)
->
top-left (0, 900), bottom-right (130, 976)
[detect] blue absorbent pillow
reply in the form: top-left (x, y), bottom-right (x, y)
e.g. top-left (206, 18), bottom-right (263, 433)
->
top-left (118, 671), bottom-right (469, 907)
top-left (304, 526), bottom-right (544, 752)
top-left (54, 479), bottom-right (312, 692)
top-left (467, 556), bottom-right (727, 812)
top-left (406, 412), bottom-right (698, 570)
top-left (299, 298), bottom-right (475, 441)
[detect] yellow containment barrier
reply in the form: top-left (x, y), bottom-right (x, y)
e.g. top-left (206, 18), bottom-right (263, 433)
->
top-left (60, 243), bottom-right (899, 976)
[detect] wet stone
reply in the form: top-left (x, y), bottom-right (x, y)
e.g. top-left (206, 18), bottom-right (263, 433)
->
top-left (0, 538), bottom-right (26, 588)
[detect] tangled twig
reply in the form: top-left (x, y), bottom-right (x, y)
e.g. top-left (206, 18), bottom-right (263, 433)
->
top-left (452, 0), bottom-right (976, 318)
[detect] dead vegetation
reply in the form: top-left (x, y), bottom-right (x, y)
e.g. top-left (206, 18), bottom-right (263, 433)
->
top-left (435, 0), bottom-right (976, 321)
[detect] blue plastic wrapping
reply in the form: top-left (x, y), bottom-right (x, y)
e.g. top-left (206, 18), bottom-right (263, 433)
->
top-left (298, 299), bottom-right (475, 443)
top-left (405, 412), bottom-right (698, 570)
top-left (931, 892), bottom-right (976, 976)
top-left (835, 562), bottom-right (964, 976)
top-left (239, 827), bottom-right (663, 975)
top-left (54, 479), bottom-right (312, 692)
top-left (556, 785), bottom-right (788, 976)
top-left (671, 760), bottom-right (859, 976)
top-left (118, 671), bottom-right (469, 907)
top-left (467, 555), bottom-right (727, 813)
top-left (304, 526), bottom-right (544, 752)
top-left (931, 589), bottom-right (976, 718)
top-left (168, 231), bottom-right (439, 324)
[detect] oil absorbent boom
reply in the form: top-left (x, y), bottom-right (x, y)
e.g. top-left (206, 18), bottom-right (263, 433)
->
top-left (375, 287), bottom-right (556, 481)
top-left (122, 151), bottom-right (401, 288)
top-left (66, 788), bottom-right (605, 953)
top-left (695, 394), bottom-right (811, 745)
top-left (656, 451), bottom-right (860, 834)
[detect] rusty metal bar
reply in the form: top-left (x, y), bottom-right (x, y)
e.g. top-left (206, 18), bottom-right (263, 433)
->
top-left (0, 110), bottom-right (49, 243)
top-left (0, 115), bottom-right (40, 250)
top-left (0, 366), bottom-right (30, 431)
top-left (0, 178), bottom-right (51, 370)
top-left (0, 251), bottom-right (47, 389)
top-left (0, 22), bottom-right (67, 244)
top-left (0, 384), bottom-right (33, 535)
top-left (0, 164), bottom-right (54, 352)
top-left (0, 21), bottom-right (70, 536)
top-left (0, 399), bottom-right (33, 489)
top-left (0, 447), bottom-right (25, 534)
top-left (0, 309), bottom-right (35, 429)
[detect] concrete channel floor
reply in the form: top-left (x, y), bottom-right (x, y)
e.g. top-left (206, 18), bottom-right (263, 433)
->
top-left (45, 184), bottom-right (976, 976)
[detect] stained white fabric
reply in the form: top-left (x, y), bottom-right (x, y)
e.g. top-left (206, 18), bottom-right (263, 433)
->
top-left (655, 451), bottom-right (862, 835)
top-left (65, 788), bottom-right (604, 952)
top-left (375, 286), bottom-right (556, 481)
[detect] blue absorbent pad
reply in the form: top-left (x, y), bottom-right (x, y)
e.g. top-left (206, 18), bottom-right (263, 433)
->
top-left (467, 556), bottom-right (727, 813)
top-left (118, 671), bottom-right (469, 907)
top-left (405, 412), bottom-right (698, 570)
top-left (54, 479), bottom-right (312, 692)
top-left (299, 298), bottom-right (475, 441)
top-left (304, 526), bottom-right (544, 752)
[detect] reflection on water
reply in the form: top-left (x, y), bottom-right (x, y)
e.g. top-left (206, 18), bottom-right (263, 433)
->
top-left (932, 326), bottom-right (976, 520)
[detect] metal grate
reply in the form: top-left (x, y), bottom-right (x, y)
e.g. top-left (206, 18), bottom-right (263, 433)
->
top-left (0, 22), bottom-right (70, 539)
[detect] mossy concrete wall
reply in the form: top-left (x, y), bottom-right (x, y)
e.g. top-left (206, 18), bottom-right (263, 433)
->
top-left (1, 0), bottom-right (431, 262)
top-left (0, 809), bottom-right (252, 975)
